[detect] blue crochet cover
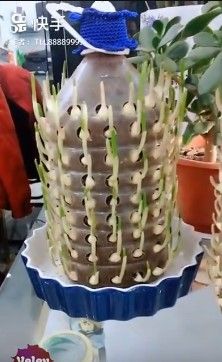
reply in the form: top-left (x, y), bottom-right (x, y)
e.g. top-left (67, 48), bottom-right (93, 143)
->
top-left (69, 8), bottom-right (138, 53)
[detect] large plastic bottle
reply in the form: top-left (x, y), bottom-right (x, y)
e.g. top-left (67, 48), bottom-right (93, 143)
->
top-left (34, 1), bottom-right (183, 288)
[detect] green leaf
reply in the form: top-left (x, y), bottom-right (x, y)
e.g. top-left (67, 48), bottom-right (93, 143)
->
top-left (189, 94), bottom-right (214, 114)
top-left (182, 58), bottom-right (196, 70)
top-left (179, 90), bottom-right (188, 121)
top-left (214, 30), bottom-right (222, 41)
top-left (152, 36), bottom-right (161, 49)
top-left (185, 75), bottom-right (199, 101)
top-left (185, 74), bottom-right (199, 89)
top-left (139, 27), bottom-right (155, 51)
top-left (186, 91), bottom-right (196, 107)
top-left (183, 47), bottom-right (220, 71)
top-left (153, 20), bottom-right (164, 35)
top-left (182, 123), bottom-right (196, 145)
top-left (194, 32), bottom-right (219, 47)
top-left (162, 57), bottom-right (177, 73)
top-left (129, 55), bottom-right (148, 64)
top-left (194, 120), bottom-right (214, 134)
top-left (190, 58), bottom-right (211, 74)
top-left (165, 16), bottom-right (181, 33)
top-left (158, 23), bottom-right (182, 47)
top-left (156, 54), bottom-right (177, 73)
top-left (181, 8), bottom-right (222, 39)
top-left (198, 51), bottom-right (222, 94)
top-left (187, 47), bottom-right (220, 62)
top-left (165, 40), bottom-right (189, 61)
top-left (16, 49), bottom-right (26, 67)
top-left (198, 93), bottom-right (215, 106)
top-left (202, 1), bottom-right (222, 14)
top-left (190, 100), bottom-right (202, 114)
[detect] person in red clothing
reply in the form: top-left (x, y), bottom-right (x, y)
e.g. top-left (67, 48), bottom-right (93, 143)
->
top-left (0, 85), bottom-right (31, 218)
top-left (0, 63), bottom-right (42, 179)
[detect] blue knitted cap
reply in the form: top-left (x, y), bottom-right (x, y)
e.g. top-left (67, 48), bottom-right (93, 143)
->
top-left (69, 8), bottom-right (138, 53)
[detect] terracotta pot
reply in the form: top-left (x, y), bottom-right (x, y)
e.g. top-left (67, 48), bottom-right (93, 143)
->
top-left (177, 136), bottom-right (219, 233)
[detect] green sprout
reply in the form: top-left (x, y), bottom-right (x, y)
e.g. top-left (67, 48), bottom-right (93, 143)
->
top-left (110, 128), bottom-right (118, 158)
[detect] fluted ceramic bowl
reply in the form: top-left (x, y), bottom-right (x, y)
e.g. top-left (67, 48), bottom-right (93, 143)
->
top-left (22, 221), bottom-right (203, 321)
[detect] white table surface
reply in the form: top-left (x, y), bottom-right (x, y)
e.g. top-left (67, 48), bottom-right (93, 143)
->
top-left (105, 286), bottom-right (222, 362)
top-left (41, 286), bottom-right (222, 362)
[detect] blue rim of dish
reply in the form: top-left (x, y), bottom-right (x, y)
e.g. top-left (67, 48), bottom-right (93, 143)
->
top-left (21, 227), bottom-right (203, 321)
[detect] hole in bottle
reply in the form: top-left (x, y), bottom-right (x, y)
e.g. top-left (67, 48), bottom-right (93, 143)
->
top-left (106, 214), bottom-right (112, 223)
top-left (81, 174), bottom-right (87, 186)
top-left (83, 215), bottom-right (89, 226)
top-left (106, 195), bottom-right (112, 205)
top-left (95, 104), bottom-right (102, 113)
top-left (123, 102), bottom-right (137, 110)
top-left (77, 127), bottom-right (82, 139)
top-left (67, 106), bottom-right (72, 115)
top-left (107, 233), bottom-right (112, 242)
top-left (136, 152), bottom-right (143, 162)
top-left (67, 105), bottom-right (81, 115)
top-left (103, 126), bottom-right (111, 139)
top-left (106, 195), bottom-right (120, 205)
top-left (133, 271), bottom-right (144, 279)
top-left (79, 154), bottom-right (86, 166)
top-left (105, 175), bottom-right (112, 187)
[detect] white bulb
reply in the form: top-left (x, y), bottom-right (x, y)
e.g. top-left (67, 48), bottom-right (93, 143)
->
top-left (88, 235), bottom-right (97, 244)
top-left (109, 252), bottom-right (121, 262)
top-left (122, 103), bottom-right (136, 118)
top-left (85, 176), bottom-right (95, 189)
top-left (133, 229), bottom-right (141, 239)
top-left (152, 267), bottom-right (164, 276)
top-left (133, 249), bottom-right (143, 258)
top-left (153, 224), bottom-right (164, 235)
top-left (70, 106), bottom-right (81, 121)
top-left (131, 122), bottom-right (140, 137)
top-left (131, 212), bottom-right (141, 224)
top-left (71, 249), bottom-right (78, 259)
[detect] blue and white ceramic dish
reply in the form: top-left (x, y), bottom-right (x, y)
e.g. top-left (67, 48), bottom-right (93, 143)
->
top-left (22, 222), bottom-right (203, 321)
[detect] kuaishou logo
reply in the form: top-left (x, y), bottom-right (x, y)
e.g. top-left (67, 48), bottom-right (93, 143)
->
top-left (12, 345), bottom-right (53, 362)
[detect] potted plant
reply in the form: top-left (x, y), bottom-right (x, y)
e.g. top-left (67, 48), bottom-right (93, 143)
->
top-left (132, 1), bottom-right (222, 233)
top-left (177, 3), bottom-right (222, 233)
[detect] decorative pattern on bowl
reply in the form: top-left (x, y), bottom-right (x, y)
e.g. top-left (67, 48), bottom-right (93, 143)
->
top-left (22, 222), bottom-right (203, 321)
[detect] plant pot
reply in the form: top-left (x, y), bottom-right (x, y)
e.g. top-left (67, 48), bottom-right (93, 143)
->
top-left (177, 136), bottom-right (219, 233)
